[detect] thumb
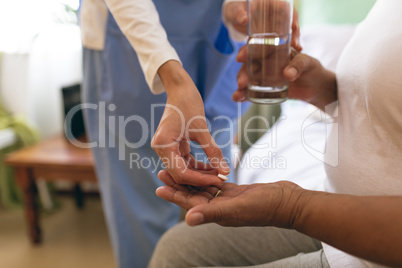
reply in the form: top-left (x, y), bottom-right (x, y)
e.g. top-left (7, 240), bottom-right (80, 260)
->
top-left (186, 202), bottom-right (234, 226)
top-left (236, 8), bottom-right (247, 25)
top-left (283, 54), bottom-right (316, 82)
top-left (224, 1), bottom-right (247, 23)
top-left (195, 133), bottom-right (231, 175)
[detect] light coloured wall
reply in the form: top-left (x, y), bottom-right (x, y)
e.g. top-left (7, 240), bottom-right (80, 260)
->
top-left (0, 24), bottom-right (82, 139)
top-left (0, 53), bottom-right (31, 117)
top-left (298, 0), bottom-right (377, 27)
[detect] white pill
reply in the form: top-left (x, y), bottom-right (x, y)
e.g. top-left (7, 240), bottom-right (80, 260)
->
top-left (218, 174), bottom-right (229, 181)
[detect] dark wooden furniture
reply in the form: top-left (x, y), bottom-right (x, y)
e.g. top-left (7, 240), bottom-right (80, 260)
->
top-left (5, 136), bottom-right (96, 244)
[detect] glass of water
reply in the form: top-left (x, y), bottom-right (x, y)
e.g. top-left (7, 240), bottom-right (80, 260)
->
top-left (247, 0), bottom-right (293, 104)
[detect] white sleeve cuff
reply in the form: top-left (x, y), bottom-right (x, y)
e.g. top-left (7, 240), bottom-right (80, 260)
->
top-left (146, 47), bottom-right (182, 95)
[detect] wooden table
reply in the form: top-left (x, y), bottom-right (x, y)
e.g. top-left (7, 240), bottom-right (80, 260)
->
top-left (5, 136), bottom-right (96, 244)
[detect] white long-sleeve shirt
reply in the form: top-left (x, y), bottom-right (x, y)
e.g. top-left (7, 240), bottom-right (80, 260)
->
top-left (80, 0), bottom-right (246, 94)
top-left (323, 0), bottom-right (402, 267)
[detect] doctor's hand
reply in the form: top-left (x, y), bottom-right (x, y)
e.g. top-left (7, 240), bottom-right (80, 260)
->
top-left (152, 60), bottom-right (230, 187)
top-left (223, 1), bottom-right (248, 35)
top-left (156, 169), bottom-right (304, 228)
top-left (223, 1), bottom-right (301, 50)
top-left (234, 49), bottom-right (337, 111)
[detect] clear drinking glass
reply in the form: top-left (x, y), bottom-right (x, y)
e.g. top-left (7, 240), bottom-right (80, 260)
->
top-left (247, 0), bottom-right (293, 104)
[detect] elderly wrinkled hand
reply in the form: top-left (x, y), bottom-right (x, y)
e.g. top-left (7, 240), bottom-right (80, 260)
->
top-left (234, 49), bottom-right (337, 111)
top-left (156, 169), bottom-right (304, 228)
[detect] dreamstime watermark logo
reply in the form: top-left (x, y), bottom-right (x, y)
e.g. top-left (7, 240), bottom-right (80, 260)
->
top-left (64, 101), bottom-right (339, 171)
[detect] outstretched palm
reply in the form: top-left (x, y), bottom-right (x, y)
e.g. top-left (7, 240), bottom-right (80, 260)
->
top-left (157, 169), bottom-right (258, 209)
top-left (156, 169), bottom-right (301, 227)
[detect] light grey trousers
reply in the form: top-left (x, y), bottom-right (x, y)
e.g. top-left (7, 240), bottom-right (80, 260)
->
top-left (148, 222), bottom-right (330, 268)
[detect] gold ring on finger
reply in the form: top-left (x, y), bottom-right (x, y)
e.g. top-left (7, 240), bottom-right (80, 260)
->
top-left (214, 189), bottom-right (222, 198)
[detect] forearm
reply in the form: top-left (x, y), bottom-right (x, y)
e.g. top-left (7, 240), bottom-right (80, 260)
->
top-left (157, 60), bottom-right (194, 97)
top-left (104, 0), bottom-right (180, 94)
top-left (293, 190), bottom-right (402, 267)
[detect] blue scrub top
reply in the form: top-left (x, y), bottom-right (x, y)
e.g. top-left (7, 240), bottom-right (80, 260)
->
top-left (104, 0), bottom-right (248, 123)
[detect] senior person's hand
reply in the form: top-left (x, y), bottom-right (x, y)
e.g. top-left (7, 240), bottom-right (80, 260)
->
top-left (156, 169), bottom-right (304, 227)
top-left (156, 169), bottom-right (402, 268)
top-left (152, 61), bottom-right (231, 187)
top-left (234, 50), bottom-right (337, 111)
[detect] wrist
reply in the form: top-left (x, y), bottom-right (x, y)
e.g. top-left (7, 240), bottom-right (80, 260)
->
top-left (268, 182), bottom-right (306, 229)
top-left (313, 71), bottom-right (338, 111)
top-left (158, 60), bottom-right (192, 97)
top-left (291, 190), bottom-right (328, 232)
